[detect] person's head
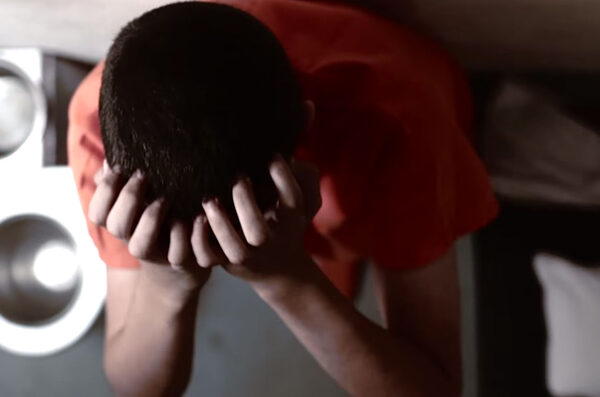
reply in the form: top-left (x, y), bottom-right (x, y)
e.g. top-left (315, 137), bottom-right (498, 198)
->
top-left (100, 1), bottom-right (307, 220)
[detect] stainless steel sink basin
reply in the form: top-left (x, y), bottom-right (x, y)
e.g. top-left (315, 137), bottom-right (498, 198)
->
top-left (0, 215), bottom-right (81, 325)
top-left (0, 68), bottom-right (35, 155)
top-left (0, 48), bottom-right (46, 169)
top-left (0, 167), bottom-right (106, 357)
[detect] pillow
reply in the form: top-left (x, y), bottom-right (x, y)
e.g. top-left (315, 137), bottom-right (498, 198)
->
top-left (533, 253), bottom-right (600, 397)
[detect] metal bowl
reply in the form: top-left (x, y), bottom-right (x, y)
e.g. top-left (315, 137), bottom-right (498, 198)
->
top-left (0, 167), bottom-right (107, 356)
top-left (0, 215), bottom-right (81, 325)
top-left (0, 49), bottom-right (46, 167)
top-left (0, 210), bottom-right (106, 357)
top-left (0, 67), bottom-right (35, 155)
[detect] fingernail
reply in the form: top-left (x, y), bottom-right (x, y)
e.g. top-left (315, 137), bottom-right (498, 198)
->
top-left (134, 169), bottom-right (145, 180)
top-left (202, 198), bottom-right (217, 209)
top-left (104, 161), bottom-right (120, 174)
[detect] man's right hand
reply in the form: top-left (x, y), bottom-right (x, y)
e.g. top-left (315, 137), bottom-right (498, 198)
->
top-left (88, 161), bottom-right (211, 298)
top-left (87, 161), bottom-right (210, 395)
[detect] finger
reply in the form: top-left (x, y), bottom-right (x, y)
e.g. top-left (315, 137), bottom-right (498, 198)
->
top-left (168, 221), bottom-right (192, 271)
top-left (94, 167), bottom-right (104, 186)
top-left (191, 215), bottom-right (227, 268)
top-left (94, 160), bottom-right (117, 185)
top-left (202, 199), bottom-right (248, 264)
top-left (88, 167), bottom-right (123, 226)
top-left (232, 178), bottom-right (269, 247)
top-left (270, 154), bottom-right (304, 210)
top-left (290, 160), bottom-right (322, 219)
top-left (106, 170), bottom-right (147, 240)
top-left (128, 198), bottom-right (168, 260)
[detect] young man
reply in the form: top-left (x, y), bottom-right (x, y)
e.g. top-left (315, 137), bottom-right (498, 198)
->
top-left (68, 1), bottom-right (498, 395)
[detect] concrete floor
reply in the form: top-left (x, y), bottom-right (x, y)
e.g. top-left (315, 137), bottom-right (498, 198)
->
top-left (0, 261), bottom-right (374, 397)
top-left (0, 237), bottom-right (477, 397)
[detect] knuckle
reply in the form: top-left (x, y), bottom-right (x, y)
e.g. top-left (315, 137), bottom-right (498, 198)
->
top-left (170, 262), bottom-right (185, 272)
top-left (230, 249), bottom-right (249, 265)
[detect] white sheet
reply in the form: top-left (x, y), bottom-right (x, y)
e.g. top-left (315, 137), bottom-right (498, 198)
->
top-left (534, 253), bottom-right (600, 397)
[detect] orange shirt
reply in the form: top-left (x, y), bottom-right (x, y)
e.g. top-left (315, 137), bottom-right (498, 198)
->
top-left (68, 0), bottom-right (498, 297)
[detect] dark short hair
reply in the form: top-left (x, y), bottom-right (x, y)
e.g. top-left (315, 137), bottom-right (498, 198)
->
top-left (100, 2), bottom-right (304, 220)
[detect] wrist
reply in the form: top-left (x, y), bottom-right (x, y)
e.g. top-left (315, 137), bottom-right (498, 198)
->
top-left (139, 261), bottom-right (203, 308)
top-left (251, 256), bottom-right (325, 304)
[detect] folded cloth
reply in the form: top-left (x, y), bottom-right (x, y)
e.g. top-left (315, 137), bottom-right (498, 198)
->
top-left (481, 82), bottom-right (600, 207)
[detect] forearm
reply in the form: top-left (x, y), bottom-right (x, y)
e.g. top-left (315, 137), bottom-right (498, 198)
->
top-left (104, 266), bottom-right (200, 397)
top-left (253, 262), bottom-right (458, 397)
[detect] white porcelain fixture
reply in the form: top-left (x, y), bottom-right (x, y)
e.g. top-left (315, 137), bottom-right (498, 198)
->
top-left (0, 48), bottom-right (106, 356)
top-left (0, 167), bottom-right (106, 356)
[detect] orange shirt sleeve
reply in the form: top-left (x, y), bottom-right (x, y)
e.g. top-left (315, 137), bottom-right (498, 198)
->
top-left (351, 52), bottom-right (498, 269)
top-left (358, 117), bottom-right (498, 270)
top-left (67, 62), bottom-right (140, 269)
top-left (312, 57), bottom-right (498, 270)
top-left (302, 96), bottom-right (498, 272)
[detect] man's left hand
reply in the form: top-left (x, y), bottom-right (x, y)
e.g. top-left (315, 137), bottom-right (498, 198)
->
top-left (193, 154), bottom-right (322, 294)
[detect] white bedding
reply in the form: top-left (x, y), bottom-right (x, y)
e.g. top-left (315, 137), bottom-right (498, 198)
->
top-left (534, 253), bottom-right (600, 397)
